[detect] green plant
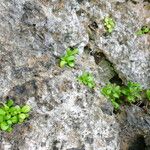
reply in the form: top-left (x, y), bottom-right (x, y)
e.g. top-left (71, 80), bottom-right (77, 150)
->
top-left (104, 17), bottom-right (115, 33)
top-left (77, 72), bottom-right (96, 88)
top-left (101, 84), bottom-right (122, 109)
top-left (146, 89), bottom-right (150, 101)
top-left (136, 26), bottom-right (150, 35)
top-left (101, 81), bottom-right (143, 109)
top-left (122, 81), bottom-right (142, 103)
top-left (60, 48), bottom-right (78, 68)
top-left (0, 100), bottom-right (31, 132)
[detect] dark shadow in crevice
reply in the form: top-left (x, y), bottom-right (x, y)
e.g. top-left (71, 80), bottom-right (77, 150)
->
top-left (109, 74), bottom-right (123, 86)
top-left (128, 135), bottom-right (146, 150)
top-left (88, 21), bottom-right (99, 31)
top-left (84, 45), bottom-right (124, 87)
top-left (93, 51), bottom-right (106, 64)
top-left (83, 44), bottom-right (93, 55)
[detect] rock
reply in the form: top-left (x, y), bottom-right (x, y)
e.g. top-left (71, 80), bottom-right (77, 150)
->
top-left (0, 0), bottom-right (119, 147)
top-left (117, 105), bottom-right (150, 150)
top-left (0, 55), bottom-right (119, 150)
top-left (77, 0), bottom-right (150, 88)
top-left (145, 135), bottom-right (150, 147)
top-left (126, 106), bottom-right (150, 132)
top-left (0, 0), bottom-right (149, 149)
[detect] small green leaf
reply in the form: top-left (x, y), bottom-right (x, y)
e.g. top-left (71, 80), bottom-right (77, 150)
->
top-left (112, 101), bottom-right (120, 109)
top-left (6, 100), bottom-right (14, 107)
top-left (11, 116), bottom-right (18, 124)
top-left (0, 109), bottom-right (6, 115)
top-left (25, 114), bottom-right (29, 118)
top-left (14, 105), bottom-right (21, 114)
top-left (113, 93), bottom-right (119, 98)
top-left (1, 122), bottom-right (9, 131)
top-left (6, 127), bottom-right (13, 132)
top-left (108, 28), bottom-right (113, 33)
top-left (59, 48), bottom-right (78, 68)
top-left (3, 105), bottom-right (9, 111)
top-left (21, 105), bottom-right (31, 113)
top-left (72, 48), bottom-right (78, 55)
top-left (66, 49), bottom-right (72, 55)
top-left (19, 113), bottom-right (26, 120)
top-left (67, 56), bottom-right (75, 61)
top-left (0, 116), bottom-right (4, 123)
top-left (9, 107), bottom-right (18, 115)
top-left (106, 90), bottom-right (111, 95)
top-left (77, 72), bottom-right (95, 89)
top-left (5, 114), bottom-right (11, 120)
top-left (136, 30), bottom-right (143, 35)
top-left (104, 17), bottom-right (109, 23)
top-left (104, 17), bottom-right (115, 33)
top-left (60, 60), bottom-right (66, 68)
top-left (107, 24), bottom-right (112, 29)
top-left (7, 120), bottom-right (12, 125)
top-left (68, 62), bottom-right (75, 67)
top-left (88, 83), bottom-right (95, 88)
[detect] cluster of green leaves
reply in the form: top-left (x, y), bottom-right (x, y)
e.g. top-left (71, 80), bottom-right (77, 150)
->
top-left (77, 72), bottom-right (96, 89)
top-left (0, 100), bottom-right (31, 132)
top-left (101, 84), bottom-right (122, 109)
top-left (104, 17), bottom-right (116, 33)
top-left (60, 48), bottom-right (78, 68)
top-left (122, 82), bottom-right (142, 103)
top-left (59, 47), bottom-right (150, 111)
top-left (136, 26), bottom-right (150, 35)
top-left (101, 81), bottom-right (143, 109)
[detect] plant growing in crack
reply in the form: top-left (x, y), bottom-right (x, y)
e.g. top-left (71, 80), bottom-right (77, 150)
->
top-left (0, 100), bottom-right (31, 132)
top-left (122, 81), bottom-right (142, 103)
top-left (136, 26), bottom-right (150, 35)
top-left (77, 72), bottom-right (96, 89)
top-left (101, 83), bottom-right (122, 109)
top-left (104, 17), bottom-right (116, 33)
top-left (101, 81), bottom-right (143, 110)
top-left (60, 48), bottom-right (78, 68)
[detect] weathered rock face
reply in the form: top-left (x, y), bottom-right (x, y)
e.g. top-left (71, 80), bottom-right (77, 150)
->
top-left (117, 105), bottom-right (150, 150)
top-left (0, 0), bottom-right (149, 149)
top-left (0, 54), bottom-right (119, 149)
top-left (76, 0), bottom-right (150, 88)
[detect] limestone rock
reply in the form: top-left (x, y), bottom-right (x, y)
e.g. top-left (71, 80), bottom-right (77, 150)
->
top-left (0, 0), bottom-right (149, 149)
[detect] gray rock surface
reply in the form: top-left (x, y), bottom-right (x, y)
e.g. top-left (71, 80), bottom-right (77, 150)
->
top-left (117, 105), bottom-right (150, 150)
top-left (0, 54), bottom-right (119, 150)
top-left (76, 0), bottom-right (150, 88)
top-left (0, 0), bottom-right (149, 149)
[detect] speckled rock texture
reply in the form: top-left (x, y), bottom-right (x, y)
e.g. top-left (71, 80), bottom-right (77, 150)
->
top-left (76, 0), bottom-right (150, 88)
top-left (117, 105), bottom-right (150, 150)
top-left (0, 0), bottom-right (149, 149)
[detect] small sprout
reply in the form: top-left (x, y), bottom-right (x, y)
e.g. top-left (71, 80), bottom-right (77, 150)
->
top-left (146, 89), bottom-right (150, 101)
top-left (0, 100), bottom-right (31, 132)
top-left (136, 26), bottom-right (150, 35)
top-left (60, 48), bottom-right (78, 68)
top-left (122, 81), bottom-right (142, 103)
top-left (1, 122), bottom-right (9, 131)
top-left (21, 105), bottom-right (31, 113)
top-left (77, 72), bottom-right (96, 88)
top-left (104, 17), bottom-right (115, 33)
top-left (6, 99), bottom-right (14, 107)
top-left (101, 83), bottom-right (121, 109)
